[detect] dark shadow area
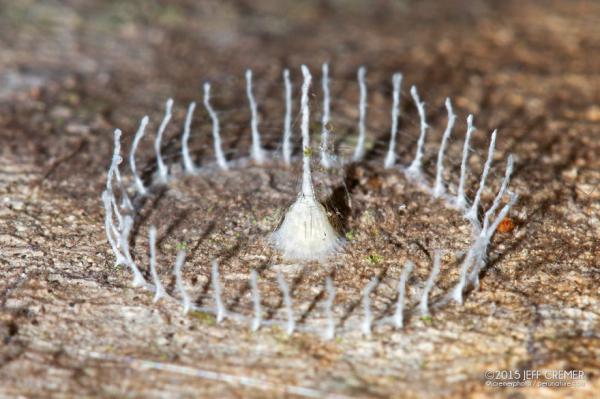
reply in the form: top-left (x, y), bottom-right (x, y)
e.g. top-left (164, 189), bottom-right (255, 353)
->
top-left (298, 268), bottom-right (337, 324)
top-left (225, 260), bottom-right (271, 313)
top-left (128, 186), bottom-right (168, 261)
top-left (263, 264), bottom-right (308, 322)
top-left (336, 263), bottom-right (390, 329)
top-left (322, 163), bottom-right (360, 233)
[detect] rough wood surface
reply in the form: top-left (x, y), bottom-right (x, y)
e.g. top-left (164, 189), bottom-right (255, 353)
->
top-left (0, 1), bottom-right (599, 398)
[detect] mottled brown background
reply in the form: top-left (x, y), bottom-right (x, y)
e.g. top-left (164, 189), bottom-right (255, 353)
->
top-left (0, 0), bottom-right (598, 398)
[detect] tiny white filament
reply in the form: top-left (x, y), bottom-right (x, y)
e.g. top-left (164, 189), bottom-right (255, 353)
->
top-left (101, 190), bottom-right (126, 267)
top-left (384, 73), bottom-right (403, 169)
top-left (419, 250), bottom-right (441, 317)
top-left (250, 270), bottom-right (262, 331)
top-left (211, 260), bottom-right (226, 323)
top-left (451, 247), bottom-right (476, 305)
top-left (406, 85), bottom-right (428, 179)
top-left (324, 276), bottom-right (336, 340)
top-left (456, 115), bottom-right (475, 209)
top-left (181, 101), bottom-right (197, 174)
top-left (282, 69), bottom-right (293, 165)
top-left (130, 116), bottom-right (150, 195)
top-left (246, 69), bottom-right (265, 164)
top-left (466, 130), bottom-right (498, 226)
top-left (433, 98), bottom-right (457, 197)
top-left (149, 226), bottom-right (166, 303)
top-left (119, 215), bottom-right (146, 287)
top-left (204, 83), bottom-right (228, 170)
top-left (320, 63), bottom-right (333, 168)
top-left (174, 251), bottom-right (191, 314)
top-left (361, 277), bottom-right (378, 336)
top-left (469, 192), bottom-right (519, 290)
top-left (352, 66), bottom-right (367, 162)
top-left (106, 130), bottom-right (123, 231)
top-left (111, 128), bottom-right (133, 211)
top-left (277, 273), bottom-right (295, 335)
top-left (394, 260), bottom-right (414, 328)
top-left (481, 155), bottom-right (514, 236)
top-left (300, 65), bottom-right (314, 197)
top-left (155, 98), bottom-right (173, 183)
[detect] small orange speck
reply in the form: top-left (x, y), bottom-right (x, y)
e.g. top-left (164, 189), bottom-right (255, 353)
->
top-left (366, 176), bottom-right (382, 191)
top-left (498, 218), bottom-right (515, 233)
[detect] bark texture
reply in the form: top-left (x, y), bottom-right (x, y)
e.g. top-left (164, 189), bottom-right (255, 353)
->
top-left (0, 1), bottom-right (599, 397)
